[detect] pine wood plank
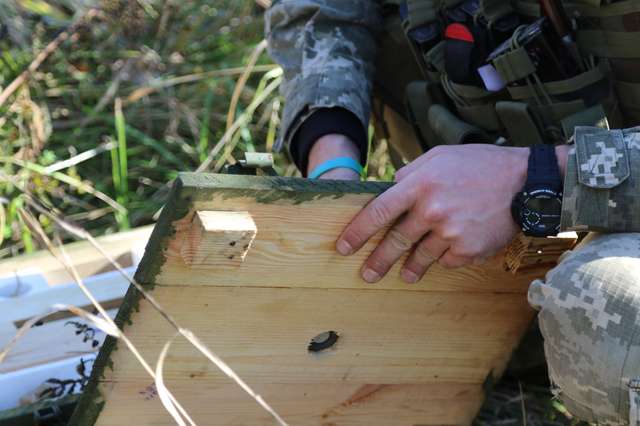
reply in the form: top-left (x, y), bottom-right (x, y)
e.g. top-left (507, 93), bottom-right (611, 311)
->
top-left (95, 382), bottom-right (484, 426)
top-left (71, 174), bottom-right (562, 426)
top-left (158, 199), bottom-right (544, 294)
top-left (97, 286), bottom-right (533, 385)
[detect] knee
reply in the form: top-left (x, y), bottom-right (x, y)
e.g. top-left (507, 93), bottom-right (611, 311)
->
top-left (528, 233), bottom-right (640, 424)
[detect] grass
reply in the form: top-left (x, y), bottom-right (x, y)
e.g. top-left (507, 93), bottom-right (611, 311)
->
top-left (0, 1), bottom-right (589, 425)
top-left (0, 0), bottom-right (285, 257)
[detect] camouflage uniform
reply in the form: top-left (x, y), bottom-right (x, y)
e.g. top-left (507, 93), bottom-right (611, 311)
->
top-left (265, 1), bottom-right (640, 423)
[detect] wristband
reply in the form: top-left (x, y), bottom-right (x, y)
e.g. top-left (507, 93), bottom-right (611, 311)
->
top-left (308, 157), bottom-right (363, 179)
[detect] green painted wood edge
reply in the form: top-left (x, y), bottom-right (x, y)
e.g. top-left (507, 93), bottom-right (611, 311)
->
top-left (68, 177), bottom-right (192, 426)
top-left (68, 173), bottom-right (391, 425)
top-left (0, 394), bottom-right (80, 425)
top-left (177, 172), bottom-right (392, 205)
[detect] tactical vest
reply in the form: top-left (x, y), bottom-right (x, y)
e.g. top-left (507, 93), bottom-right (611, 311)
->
top-left (375, 0), bottom-right (640, 150)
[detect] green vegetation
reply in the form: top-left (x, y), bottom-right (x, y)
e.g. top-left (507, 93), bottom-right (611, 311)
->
top-left (0, 2), bottom-right (585, 424)
top-left (0, 0), bottom-right (287, 257)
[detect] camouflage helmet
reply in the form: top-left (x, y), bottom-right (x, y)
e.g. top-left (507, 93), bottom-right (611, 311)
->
top-left (529, 232), bottom-right (640, 424)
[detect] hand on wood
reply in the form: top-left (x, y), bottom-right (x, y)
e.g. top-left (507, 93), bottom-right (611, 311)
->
top-left (336, 144), bottom-right (531, 283)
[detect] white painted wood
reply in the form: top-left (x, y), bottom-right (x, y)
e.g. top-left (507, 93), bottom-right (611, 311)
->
top-left (0, 309), bottom-right (118, 374)
top-left (0, 269), bottom-right (49, 299)
top-left (0, 354), bottom-right (97, 410)
top-left (0, 267), bottom-right (134, 325)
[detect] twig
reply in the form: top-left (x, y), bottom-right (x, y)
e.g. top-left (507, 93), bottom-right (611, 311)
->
top-left (44, 141), bottom-right (116, 174)
top-left (519, 381), bottom-right (528, 426)
top-left (226, 40), bottom-right (268, 131)
top-left (15, 207), bottom-right (197, 426)
top-left (0, 9), bottom-right (101, 108)
top-left (255, 0), bottom-right (272, 8)
top-left (23, 196), bottom-right (289, 426)
top-left (196, 72), bottom-right (282, 172)
top-left (124, 64), bottom-right (277, 104)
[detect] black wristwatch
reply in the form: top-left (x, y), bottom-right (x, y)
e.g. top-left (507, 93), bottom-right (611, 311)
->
top-left (511, 144), bottom-right (563, 237)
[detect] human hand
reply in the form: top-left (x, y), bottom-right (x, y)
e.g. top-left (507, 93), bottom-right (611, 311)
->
top-left (335, 144), bottom-right (531, 283)
top-left (307, 134), bottom-right (361, 180)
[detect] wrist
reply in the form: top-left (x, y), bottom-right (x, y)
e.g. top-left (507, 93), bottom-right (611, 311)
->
top-left (555, 144), bottom-right (570, 180)
top-left (512, 145), bottom-right (568, 191)
top-left (510, 147), bottom-right (530, 193)
top-left (307, 134), bottom-right (361, 177)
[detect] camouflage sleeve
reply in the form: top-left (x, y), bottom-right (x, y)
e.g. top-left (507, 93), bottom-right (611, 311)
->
top-left (560, 126), bottom-right (640, 232)
top-left (264, 0), bottom-right (381, 155)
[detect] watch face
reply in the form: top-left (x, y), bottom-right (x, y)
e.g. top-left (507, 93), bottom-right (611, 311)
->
top-left (515, 188), bottom-right (562, 237)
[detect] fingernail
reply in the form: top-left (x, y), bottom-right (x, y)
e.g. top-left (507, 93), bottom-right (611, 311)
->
top-left (336, 239), bottom-right (353, 256)
top-left (362, 268), bottom-right (381, 283)
top-left (401, 269), bottom-right (419, 284)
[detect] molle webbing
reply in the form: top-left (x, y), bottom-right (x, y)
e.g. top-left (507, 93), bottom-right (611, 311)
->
top-left (480, 0), bottom-right (515, 25)
top-left (514, 0), bottom-right (640, 128)
top-left (496, 101), bottom-right (546, 146)
top-left (506, 62), bottom-right (608, 100)
top-left (492, 46), bottom-right (537, 84)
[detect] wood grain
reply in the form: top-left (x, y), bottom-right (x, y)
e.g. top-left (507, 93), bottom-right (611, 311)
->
top-left (159, 195), bottom-right (543, 293)
top-left (73, 174), bottom-right (563, 426)
top-left (181, 210), bottom-right (257, 266)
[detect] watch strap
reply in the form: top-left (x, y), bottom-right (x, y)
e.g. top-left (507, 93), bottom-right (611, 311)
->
top-left (525, 144), bottom-right (562, 192)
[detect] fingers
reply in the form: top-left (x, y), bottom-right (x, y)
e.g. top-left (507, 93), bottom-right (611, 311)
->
top-left (336, 181), bottom-right (418, 256)
top-left (360, 212), bottom-right (429, 283)
top-left (400, 235), bottom-right (449, 283)
top-left (438, 251), bottom-right (474, 269)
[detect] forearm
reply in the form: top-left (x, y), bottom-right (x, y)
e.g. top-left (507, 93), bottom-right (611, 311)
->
top-left (264, 0), bottom-right (380, 164)
top-left (307, 134), bottom-right (362, 179)
top-left (560, 127), bottom-right (640, 233)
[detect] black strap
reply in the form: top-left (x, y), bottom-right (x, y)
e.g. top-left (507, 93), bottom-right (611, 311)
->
top-left (525, 144), bottom-right (562, 192)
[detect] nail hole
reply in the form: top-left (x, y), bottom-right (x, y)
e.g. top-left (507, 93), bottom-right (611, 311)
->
top-left (229, 241), bottom-right (236, 247)
top-left (228, 255), bottom-right (235, 260)
top-left (308, 331), bottom-right (339, 353)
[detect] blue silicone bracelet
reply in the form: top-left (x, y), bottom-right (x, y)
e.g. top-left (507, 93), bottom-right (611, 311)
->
top-left (308, 157), bottom-right (363, 179)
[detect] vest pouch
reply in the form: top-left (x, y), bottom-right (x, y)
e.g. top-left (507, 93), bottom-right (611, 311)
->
top-left (495, 101), bottom-right (545, 146)
top-left (404, 81), bottom-right (448, 149)
top-left (424, 41), bottom-right (446, 82)
top-left (428, 104), bottom-right (492, 145)
top-left (444, 79), bottom-right (507, 133)
top-left (506, 62), bottom-right (621, 141)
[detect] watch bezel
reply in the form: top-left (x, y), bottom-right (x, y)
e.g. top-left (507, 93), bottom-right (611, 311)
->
top-left (511, 187), bottom-right (563, 237)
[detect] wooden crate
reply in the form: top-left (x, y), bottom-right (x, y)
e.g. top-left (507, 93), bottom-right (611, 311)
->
top-left (70, 174), bottom-right (573, 426)
top-left (0, 227), bottom-right (152, 411)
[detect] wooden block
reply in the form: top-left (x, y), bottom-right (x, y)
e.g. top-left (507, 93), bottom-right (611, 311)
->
top-left (181, 210), bottom-right (257, 266)
top-left (504, 232), bottom-right (578, 274)
top-left (68, 174), bottom-right (565, 426)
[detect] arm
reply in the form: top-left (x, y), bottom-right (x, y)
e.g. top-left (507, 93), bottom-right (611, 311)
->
top-left (265, 0), bottom-right (381, 176)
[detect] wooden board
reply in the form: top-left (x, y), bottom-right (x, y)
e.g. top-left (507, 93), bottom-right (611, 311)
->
top-left (0, 227), bottom-right (151, 416)
top-left (0, 226), bottom-right (152, 287)
top-left (70, 174), bottom-right (570, 426)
